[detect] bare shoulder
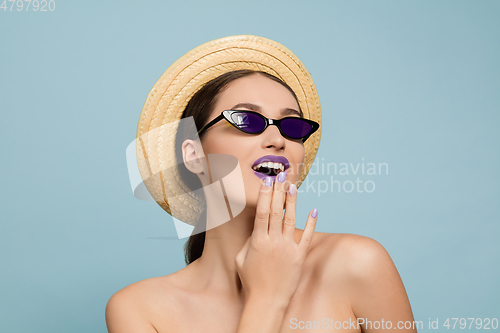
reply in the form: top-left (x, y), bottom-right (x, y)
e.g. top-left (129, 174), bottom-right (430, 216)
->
top-left (105, 272), bottom-right (188, 333)
top-left (106, 274), bottom-right (178, 307)
top-left (303, 231), bottom-right (395, 282)
top-left (305, 234), bottom-right (416, 328)
top-left (316, 232), bottom-right (388, 259)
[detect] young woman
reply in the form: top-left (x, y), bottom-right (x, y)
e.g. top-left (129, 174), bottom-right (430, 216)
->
top-left (106, 36), bottom-right (417, 333)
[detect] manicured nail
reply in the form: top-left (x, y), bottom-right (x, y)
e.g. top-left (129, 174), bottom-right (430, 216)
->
top-left (288, 183), bottom-right (296, 195)
top-left (265, 177), bottom-right (272, 187)
top-left (277, 171), bottom-right (286, 183)
top-left (311, 208), bottom-right (318, 218)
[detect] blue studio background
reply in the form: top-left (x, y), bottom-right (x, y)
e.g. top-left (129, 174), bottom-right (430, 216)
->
top-left (1, 1), bottom-right (499, 332)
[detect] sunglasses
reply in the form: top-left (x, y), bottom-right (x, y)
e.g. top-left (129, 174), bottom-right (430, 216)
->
top-left (197, 110), bottom-right (320, 142)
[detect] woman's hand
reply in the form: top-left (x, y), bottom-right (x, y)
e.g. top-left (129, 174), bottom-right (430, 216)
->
top-left (235, 171), bottom-right (318, 305)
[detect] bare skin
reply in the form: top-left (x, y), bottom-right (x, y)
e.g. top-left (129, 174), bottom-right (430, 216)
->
top-left (106, 75), bottom-right (417, 333)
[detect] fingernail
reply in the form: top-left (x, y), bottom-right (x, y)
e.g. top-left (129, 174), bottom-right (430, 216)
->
top-left (277, 171), bottom-right (286, 183)
top-left (265, 176), bottom-right (272, 187)
top-left (288, 183), bottom-right (296, 195)
top-left (311, 208), bottom-right (318, 218)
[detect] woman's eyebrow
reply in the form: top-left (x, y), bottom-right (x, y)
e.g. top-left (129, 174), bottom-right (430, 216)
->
top-left (282, 108), bottom-right (302, 117)
top-left (231, 103), bottom-right (302, 117)
top-left (231, 102), bottom-right (261, 111)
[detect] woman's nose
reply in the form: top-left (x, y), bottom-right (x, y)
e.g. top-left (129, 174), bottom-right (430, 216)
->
top-left (261, 125), bottom-right (285, 150)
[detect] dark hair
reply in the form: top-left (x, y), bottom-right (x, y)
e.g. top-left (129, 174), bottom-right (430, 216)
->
top-left (177, 69), bottom-right (301, 265)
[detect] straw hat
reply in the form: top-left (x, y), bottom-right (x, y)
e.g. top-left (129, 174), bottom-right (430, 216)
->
top-left (136, 35), bottom-right (322, 226)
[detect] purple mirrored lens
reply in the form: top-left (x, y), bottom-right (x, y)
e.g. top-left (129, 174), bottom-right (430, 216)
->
top-left (280, 118), bottom-right (312, 138)
top-left (230, 112), bottom-right (266, 133)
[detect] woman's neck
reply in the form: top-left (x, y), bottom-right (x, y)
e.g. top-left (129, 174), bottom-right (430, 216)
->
top-left (193, 205), bottom-right (256, 302)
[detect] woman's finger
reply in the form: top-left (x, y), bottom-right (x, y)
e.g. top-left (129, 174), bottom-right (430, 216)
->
top-left (298, 209), bottom-right (318, 253)
top-left (253, 176), bottom-right (274, 238)
top-left (268, 171), bottom-right (287, 239)
top-left (282, 183), bottom-right (297, 242)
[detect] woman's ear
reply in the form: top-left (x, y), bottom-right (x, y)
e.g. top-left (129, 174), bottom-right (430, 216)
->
top-left (182, 139), bottom-right (205, 175)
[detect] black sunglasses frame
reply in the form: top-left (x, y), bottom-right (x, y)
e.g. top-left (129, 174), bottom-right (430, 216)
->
top-left (197, 110), bottom-right (320, 143)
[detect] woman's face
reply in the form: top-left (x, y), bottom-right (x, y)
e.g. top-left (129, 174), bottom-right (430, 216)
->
top-left (199, 74), bottom-right (305, 208)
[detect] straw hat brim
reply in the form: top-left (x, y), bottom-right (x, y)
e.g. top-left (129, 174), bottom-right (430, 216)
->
top-left (136, 35), bottom-right (322, 225)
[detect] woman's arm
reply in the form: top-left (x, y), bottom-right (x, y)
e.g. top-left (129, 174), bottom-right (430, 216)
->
top-left (342, 236), bottom-right (418, 332)
top-left (235, 174), bottom-right (318, 333)
top-left (105, 289), bottom-right (159, 333)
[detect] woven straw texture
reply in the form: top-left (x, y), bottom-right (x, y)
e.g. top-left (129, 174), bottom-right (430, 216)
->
top-left (136, 35), bottom-right (322, 225)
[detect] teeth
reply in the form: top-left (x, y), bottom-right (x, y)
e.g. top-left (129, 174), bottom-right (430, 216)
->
top-left (252, 162), bottom-right (285, 171)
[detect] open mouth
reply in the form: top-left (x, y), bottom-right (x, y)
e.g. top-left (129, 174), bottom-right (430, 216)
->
top-left (252, 161), bottom-right (285, 176)
top-left (251, 155), bottom-right (290, 180)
